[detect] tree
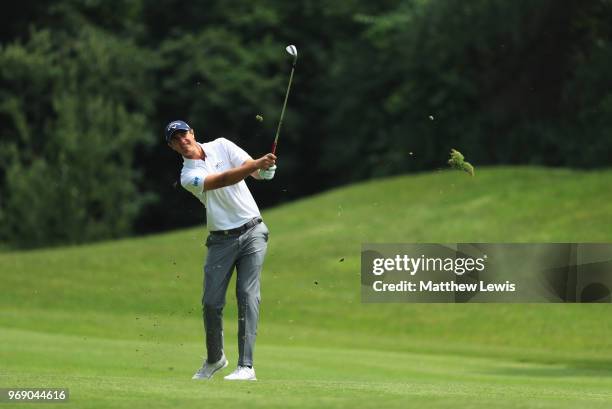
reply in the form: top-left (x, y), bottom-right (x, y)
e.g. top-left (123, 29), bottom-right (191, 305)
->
top-left (0, 27), bottom-right (156, 247)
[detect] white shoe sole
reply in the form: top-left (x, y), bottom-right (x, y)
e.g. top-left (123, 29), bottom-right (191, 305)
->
top-left (224, 377), bottom-right (257, 381)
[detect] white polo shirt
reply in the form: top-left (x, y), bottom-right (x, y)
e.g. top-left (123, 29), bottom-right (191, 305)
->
top-left (180, 138), bottom-right (261, 231)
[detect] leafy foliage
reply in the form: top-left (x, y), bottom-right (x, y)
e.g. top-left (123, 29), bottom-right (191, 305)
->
top-left (0, 27), bottom-right (155, 247)
top-left (1, 0), bottom-right (612, 247)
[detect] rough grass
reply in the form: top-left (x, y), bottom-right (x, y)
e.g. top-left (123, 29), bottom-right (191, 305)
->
top-left (1, 166), bottom-right (612, 408)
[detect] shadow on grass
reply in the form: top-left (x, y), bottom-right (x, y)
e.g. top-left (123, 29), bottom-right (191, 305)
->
top-left (484, 359), bottom-right (612, 378)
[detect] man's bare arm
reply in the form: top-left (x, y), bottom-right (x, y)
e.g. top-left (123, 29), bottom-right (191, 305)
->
top-left (204, 154), bottom-right (275, 191)
top-left (244, 159), bottom-right (263, 180)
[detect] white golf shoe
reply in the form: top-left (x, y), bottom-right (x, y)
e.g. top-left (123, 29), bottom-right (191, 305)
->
top-left (192, 354), bottom-right (228, 380)
top-left (224, 366), bottom-right (257, 381)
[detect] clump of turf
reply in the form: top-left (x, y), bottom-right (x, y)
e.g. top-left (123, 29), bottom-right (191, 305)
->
top-left (448, 149), bottom-right (475, 176)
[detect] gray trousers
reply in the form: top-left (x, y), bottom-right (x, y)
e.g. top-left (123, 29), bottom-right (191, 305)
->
top-left (202, 221), bottom-right (268, 367)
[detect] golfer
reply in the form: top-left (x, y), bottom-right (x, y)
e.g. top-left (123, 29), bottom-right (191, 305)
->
top-left (165, 120), bottom-right (276, 381)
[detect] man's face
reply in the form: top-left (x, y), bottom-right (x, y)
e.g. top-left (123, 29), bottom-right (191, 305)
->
top-left (168, 129), bottom-right (196, 155)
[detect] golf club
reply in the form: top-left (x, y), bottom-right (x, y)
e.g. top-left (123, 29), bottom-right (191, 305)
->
top-left (271, 45), bottom-right (298, 155)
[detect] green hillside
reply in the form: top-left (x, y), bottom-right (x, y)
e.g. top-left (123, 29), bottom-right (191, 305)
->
top-left (2, 167), bottom-right (612, 408)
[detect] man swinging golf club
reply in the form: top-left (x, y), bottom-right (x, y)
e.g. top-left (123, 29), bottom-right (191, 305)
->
top-left (166, 120), bottom-right (276, 381)
top-left (168, 44), bottom-right (296, 381)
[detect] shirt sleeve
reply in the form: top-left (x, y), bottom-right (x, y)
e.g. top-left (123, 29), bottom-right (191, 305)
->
top-left (181, 168), bottom-right (207, 195)
top-left (220, 138), bottom-right (252, 168)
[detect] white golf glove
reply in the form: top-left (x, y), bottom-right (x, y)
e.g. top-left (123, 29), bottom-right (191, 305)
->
top-left (258, 165), bottom-right (277, 180)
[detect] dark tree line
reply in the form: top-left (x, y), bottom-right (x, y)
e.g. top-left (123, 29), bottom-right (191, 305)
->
top-left (1, 0), bottom-right (611, 248)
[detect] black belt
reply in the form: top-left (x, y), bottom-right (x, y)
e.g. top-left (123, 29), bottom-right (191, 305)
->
top-left (210, 217), bottom-right (262, 236)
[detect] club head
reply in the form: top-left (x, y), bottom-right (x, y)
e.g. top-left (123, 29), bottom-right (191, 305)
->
top-left (285, 45), bottom-right (298, 59)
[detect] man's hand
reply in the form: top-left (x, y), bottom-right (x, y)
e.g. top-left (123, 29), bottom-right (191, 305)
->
top-left (258, 165), bottom-right (277, 180)
top-left (256, 153), bottom-right (276, 170)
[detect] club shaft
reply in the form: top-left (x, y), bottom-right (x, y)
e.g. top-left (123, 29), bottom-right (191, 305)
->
top-left (272, 64), bottom-right (296, 154)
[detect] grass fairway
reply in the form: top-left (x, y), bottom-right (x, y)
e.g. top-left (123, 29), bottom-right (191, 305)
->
top-left (2, 166), bottom-right (612, 408)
